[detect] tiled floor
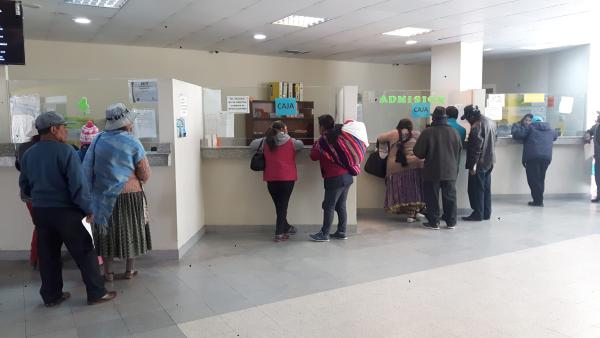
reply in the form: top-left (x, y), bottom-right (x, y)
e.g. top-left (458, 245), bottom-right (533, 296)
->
top-left (1, 196), bottom-right (600, 337)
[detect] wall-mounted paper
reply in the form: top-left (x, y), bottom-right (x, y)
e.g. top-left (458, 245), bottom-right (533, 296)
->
top-left (133, 109), bottom-right (158, 139)
top-left (485, 106), bottom-right (503, 120)
top-left (487, 94), bottom-right (505, 108)
top-left (11, 115), bottom-right (36, 143)
top-left (227, 96), bottom-right (249, 114)
top-left (203, 88), bottom-right (222, 115)
top-left (523, 93), bottom-right (545, 103)
top-left (559, 96), bottom-right (574, 114)
top-left (129, 80), bottom-right (158, 103)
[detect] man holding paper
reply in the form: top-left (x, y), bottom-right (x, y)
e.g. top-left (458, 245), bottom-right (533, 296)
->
top-left (19, 112), bottom-right (116, 307)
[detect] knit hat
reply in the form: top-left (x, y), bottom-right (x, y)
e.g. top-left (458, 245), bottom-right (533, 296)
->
top-left (80, 120), bottom-right (99, 145)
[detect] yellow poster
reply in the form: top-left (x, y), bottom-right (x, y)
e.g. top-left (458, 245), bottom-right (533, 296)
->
top-left (523, 93), bottom-right (545, 103)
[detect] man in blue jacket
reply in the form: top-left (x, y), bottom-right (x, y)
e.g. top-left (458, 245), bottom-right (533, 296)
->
top-left (19, 112), bottom-right (116, 307)
top-left (512, 114), bottom-right (558, 207)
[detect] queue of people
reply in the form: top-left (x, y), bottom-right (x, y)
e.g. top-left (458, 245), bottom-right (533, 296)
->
top-left (18, 103), bottom-right (153, 307)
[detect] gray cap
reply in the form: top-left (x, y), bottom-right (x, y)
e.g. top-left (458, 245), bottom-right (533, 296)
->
top-left (105, 103), bottom-right (137, 131)
top-left (35, 111), bottom-right (67, 130)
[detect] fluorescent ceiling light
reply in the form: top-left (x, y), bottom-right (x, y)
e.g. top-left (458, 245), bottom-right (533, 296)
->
top-left (253, 33), bottom-right (266, 40)
top-left (64, 0), bottom-right (129, 8)
top-left (273, 15), bottom-right (326, 28)
top-left (484, 48), bottom-right (493, 52)
top-left (406, 40), bottom-right (418, 45)
top-left (383, 27), bottom-right (431, 37)
top-left (520, 43), bottom-right (572, 50)
top-left (73, 17), bottom-right (91, 24)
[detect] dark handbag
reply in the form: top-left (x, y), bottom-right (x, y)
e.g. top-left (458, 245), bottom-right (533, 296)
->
top-left (250, 139), bottom-right (265, 171)
top-left (364, 141), bottom-right (387, 178)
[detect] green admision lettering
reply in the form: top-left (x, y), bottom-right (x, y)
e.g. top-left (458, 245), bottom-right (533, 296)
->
top-left (379, 95), bottom-right (446, 105)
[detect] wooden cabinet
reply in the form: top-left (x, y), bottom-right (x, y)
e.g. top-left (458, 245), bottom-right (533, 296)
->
top-left (246, 100), bottom-right (314, 145)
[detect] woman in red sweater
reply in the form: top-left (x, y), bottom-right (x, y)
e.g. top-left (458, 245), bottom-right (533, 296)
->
top-left (250, 121), bottom-right (304, 242)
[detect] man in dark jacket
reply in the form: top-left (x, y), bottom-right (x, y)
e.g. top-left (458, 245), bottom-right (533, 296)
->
top-left (414, 106), bottom-right (462, 230)
top-left (512, 115), bottom-right (558, 207)
top-left (19, 112), bottom-right (116, 307)
top-left (584, 112), bottom-right (600, 202)
top-left (462, 105), bottom-right (497, 221)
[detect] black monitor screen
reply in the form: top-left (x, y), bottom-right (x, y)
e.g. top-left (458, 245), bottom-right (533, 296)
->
top-left (0, 0), bottom-right (25, 65)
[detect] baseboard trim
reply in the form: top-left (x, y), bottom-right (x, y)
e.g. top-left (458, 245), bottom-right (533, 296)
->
top-left (205, 224), bottom-right (358, 234)
top-left (177, 227), bottom-right (206, 259)
top-left (492, 193), bottom-right (588, 200)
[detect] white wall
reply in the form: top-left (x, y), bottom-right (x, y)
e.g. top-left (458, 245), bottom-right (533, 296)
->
top-left (171, 79), bottom-right (204, 249)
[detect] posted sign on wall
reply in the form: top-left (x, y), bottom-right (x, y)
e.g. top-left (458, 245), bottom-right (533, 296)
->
top-left (411, 103), bottom-right (430, 118)
top-left (226, 96), bottom-right (249, 114)
top-left (275, 98), bottom-right (297, 116)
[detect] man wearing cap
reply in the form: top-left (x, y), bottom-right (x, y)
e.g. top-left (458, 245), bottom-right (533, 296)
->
top-left (19, 112), bottom-right (116, 307)
top-left (584, 112), bottom-right (600, 202)
top-left (462, 105), bottom-right (497, 221)
top-left (512, 114), bottom-right (558, 207)
top-left (414, 106), bottom-right (463, 230)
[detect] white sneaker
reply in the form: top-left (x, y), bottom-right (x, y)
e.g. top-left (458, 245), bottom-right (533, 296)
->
top-left (406, 217), bottom-right (416, 223)
top-left (416, 213), bottom-right (426, 220)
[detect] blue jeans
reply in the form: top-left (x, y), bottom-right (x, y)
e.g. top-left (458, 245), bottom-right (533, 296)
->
top-left (320, 174), bottom-right (353, 235)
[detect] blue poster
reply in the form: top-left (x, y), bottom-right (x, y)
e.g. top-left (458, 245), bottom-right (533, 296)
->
top-left (275, 98), bottom-right (298, 116)
top-left (411, 103), bottom-right (430, 118)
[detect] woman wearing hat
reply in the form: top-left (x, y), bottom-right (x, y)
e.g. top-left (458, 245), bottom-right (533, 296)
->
top-left (83, 103), bottom-right (152, 281)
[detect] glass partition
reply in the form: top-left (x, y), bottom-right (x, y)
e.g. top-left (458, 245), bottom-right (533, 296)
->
top-left (201, 85), bottom-right (337, 147)
top-left (484, 93), bottom-right (587, 137)
top-left (8, 79), bottom-right (160, 143)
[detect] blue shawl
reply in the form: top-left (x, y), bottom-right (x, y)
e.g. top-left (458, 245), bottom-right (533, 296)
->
top-left (82, 130), bottom-right (145, 229)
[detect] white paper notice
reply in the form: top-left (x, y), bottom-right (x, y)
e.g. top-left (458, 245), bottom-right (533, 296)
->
top-left (10, 94), bottom-right (40, 116)
top-left (11, 114), bottom-right (36, 143)
top-left (81, 217), bottom-right (94, 248)
top-left (487, 94), bottom-right (505, 108)
top-left (133, 109), bottom-right (158, 139)
top-left (203, 88), bottom-right (222, 115)
top-left (226, 96), bottom-right (250, 114)
top-left (559, 96), bottom-right (574, 114)
top-left (485, 106), bottom-right (503, 121)
top-left (129, 80), bottom-right (158, 103)
top-left (179, 94), bottom-right (189, 117)
top-left (215, 111), bottom-right (235, 137)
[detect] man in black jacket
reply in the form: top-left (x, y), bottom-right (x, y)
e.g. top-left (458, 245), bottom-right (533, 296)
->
top-left (512, 115), bottom-right (558, 207)
top-left (584, 112), bottom-right (600, 202)
top-left (414, 106), bottom-right (462, 230)
top-left (462, 105), bottom-right (497, 221)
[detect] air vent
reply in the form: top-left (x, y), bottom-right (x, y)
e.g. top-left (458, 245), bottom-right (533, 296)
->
top-left (283, 50), bottom-right (310, 55)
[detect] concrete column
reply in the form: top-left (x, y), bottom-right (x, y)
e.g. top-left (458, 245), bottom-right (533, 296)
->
top-left (430, 41), bottom-right (484, 211)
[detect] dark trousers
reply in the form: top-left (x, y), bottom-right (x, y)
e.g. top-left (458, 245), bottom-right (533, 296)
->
top-left (32, 207), bottom-right (106, 304)
top-left (594, 159), bottom-right (600, 197)
top-left (525, 159), bottom-right (551, 204)
top-left (423, 180), bottom-right (457, 225)
top-left (467, 168), bottom-right (493, 219)
top-left (267, 181), bottom-right (295, 235)
top-left (321, 174), bottom-right (353, 235)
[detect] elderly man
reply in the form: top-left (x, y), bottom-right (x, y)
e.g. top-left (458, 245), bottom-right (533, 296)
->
top-left (19, 112), bottom-right (116, 307)
top-left (414, 106), bottom-right (463, 230)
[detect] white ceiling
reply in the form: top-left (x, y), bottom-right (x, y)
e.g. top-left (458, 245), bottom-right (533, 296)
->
top-left (20, 0), bottom-right (600, 64)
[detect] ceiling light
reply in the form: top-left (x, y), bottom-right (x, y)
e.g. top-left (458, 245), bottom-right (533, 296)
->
top-left (73, 17), bottom-right (91, 24)
top-left (406, 40), bottom-right (418, 45)
top-left (253, 34), bottom-right (266, 40)
top-left (484, 48), bottom-right (493, 52)
top-left (273, 15), bottom-right (326, 28)
top-left (383, 27), bottom-right (432, 37)
top-left (520, 43), bottom-right (572, 51)
top-left (64, 0), bottom-right (129, 9)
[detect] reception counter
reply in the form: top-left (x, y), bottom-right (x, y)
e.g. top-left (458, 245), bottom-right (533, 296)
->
top-left (201, 146), bottom-right (358, 233)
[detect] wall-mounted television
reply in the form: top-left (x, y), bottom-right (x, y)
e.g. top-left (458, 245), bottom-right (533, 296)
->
top-left (0, 0), bottom-right (25, 65)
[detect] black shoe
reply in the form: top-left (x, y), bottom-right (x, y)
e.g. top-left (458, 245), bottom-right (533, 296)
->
top-left (310, 232), bottom-right (330, 242)
top-left (592, 198), bottom-right (600, 203)
top-left (45, 292), bottom-right (71, 307)
top-left (330, 232), bottom-right (348, 240)
top-left (528, 201), bottom-right (544, 207)
top-left (421, 222), bottom-right (440, 230)
top-left (446, 224), bottom-right (456, 229)
top-left (285, 225), bottom-right (297, 235)
top-left (462, 215), bottom-right (482, 221)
